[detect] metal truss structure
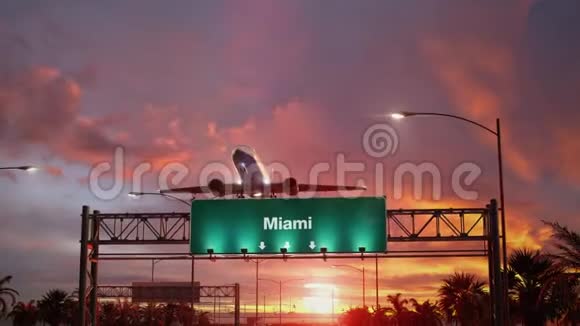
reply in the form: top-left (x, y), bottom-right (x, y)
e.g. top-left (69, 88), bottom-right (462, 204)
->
top-left (78, 200), bottom-right (504, 326)
top-left (92, 208), bottom-right (488, 247)
top-left (96, 212), bottom-right (190, 245)
top-left (387, 208), bottom-right (488, 242)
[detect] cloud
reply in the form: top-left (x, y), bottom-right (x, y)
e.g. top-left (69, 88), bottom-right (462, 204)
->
top-left (1, 0), bottom-right (579, 304)
top-left (0, 66), bottom-right (117, 163)
top-left (207, 100), bottom-right (332, 160)
top-left (421, 38), bottom-right (538, 182)
top-left (419, 0), bottom-right (580, 189)
top-left (43, 165), bottom-right (64, 177)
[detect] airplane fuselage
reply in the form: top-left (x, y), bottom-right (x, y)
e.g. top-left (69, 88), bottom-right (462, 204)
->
top-left (231, 146), bottom-right (270, 196)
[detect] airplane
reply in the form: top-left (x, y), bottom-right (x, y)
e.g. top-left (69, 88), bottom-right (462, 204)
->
top-left (159, 145), bottom-right (366, 198)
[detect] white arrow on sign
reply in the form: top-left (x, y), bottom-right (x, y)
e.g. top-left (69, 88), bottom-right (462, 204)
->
top-left (309, 241), bottom-right (316, 250)
top-left (259, 241), bottom-right (266, 250)
top-left (284, 241), bottom-right (291, 249)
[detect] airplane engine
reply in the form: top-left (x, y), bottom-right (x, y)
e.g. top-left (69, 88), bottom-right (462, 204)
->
top-left (283, 177), bottom-right (299, 196)
top-left (208, 178), bottom-right (226, 197)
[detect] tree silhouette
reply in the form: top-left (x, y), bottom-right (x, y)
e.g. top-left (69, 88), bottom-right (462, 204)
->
top-left (138, 303), bottom-right (164, 325)
top-left (38, 289), bottom-right (73, 326)
top-left (197, 311), bottom-right (211, 326)
top-left (531, 221), bottom-right (579, 324)
top-left (115, 302), bottom-right (141, 326)
top-left (99, 302), bottom-right (120, 326)
top-left (385, 293), bottom-right (418, 324)
top-left (508, 248), bottom-right (576, 326)
top-left (410, 299), bottom-right (444, 326)
top-left (340, 306), bottom-right (374, 326)
top-left (8, 300), bottom-right (39, 326)
top-left (386, 293), bottom-right (409, 316)
top-left (0, 276), bottom-right (19, 318)
top-left (438, 272), bottom-right (488, 325)
top-left (542, 220), bottom-right (580, 270)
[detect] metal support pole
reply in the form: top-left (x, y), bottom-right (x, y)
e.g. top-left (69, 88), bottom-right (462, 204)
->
top-left (362, 266), bottom-right (366, 307)
top-left (375, 254), bottom-right (379, 309)
top-left (486, 204), bottom-right (495, 322)
top-left (234, 283), bottom-right (241, 326)
top-left (263, 294), bottom-right (266, 320)
top-left (496, 119), bottom-right (510, 324)
top-left (89, 210), bottom-right (100, 326)
top-left (191, 256), bottom-right (195, 326)
top-left (489, 199), bottom-right (504, 326)
top-left (255, 260), bottom-right (259, 325)
top-left (78, 206), bottom-right (90, 326)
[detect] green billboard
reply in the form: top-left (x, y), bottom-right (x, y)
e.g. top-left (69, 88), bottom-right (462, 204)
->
top-left (190, 197), bottom-right (386, 254)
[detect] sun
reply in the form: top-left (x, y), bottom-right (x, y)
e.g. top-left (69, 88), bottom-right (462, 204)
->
top-left (302, 283), bottom-right (337, 314)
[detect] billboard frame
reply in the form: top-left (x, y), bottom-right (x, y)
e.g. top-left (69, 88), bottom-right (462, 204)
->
top-left (77, 199), bottom-right (503, 326)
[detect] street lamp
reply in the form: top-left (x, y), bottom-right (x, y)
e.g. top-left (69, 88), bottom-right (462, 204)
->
top-left (128, 191), bottom-right (192, 207)
top-left (258, 278), bottom-right (304, 325)
top-left (249, 259), bottom-right (270, 324)
top-left (332, 265), bottom-right (366, 307)
top-left (129, 190), bottom-right (193, 320)
top-left (390, 110), bottom-right (508, 322)
top-left (0, 166), bottom-right (38, 172)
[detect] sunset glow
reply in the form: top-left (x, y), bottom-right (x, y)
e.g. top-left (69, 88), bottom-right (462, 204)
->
top-left (0, 1), bottom-right (579, 325)
top-left (302, 283), bottom-right (337, 314)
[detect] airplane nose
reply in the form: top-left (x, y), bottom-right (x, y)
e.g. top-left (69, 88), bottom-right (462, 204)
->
top-left (232, 149), bottom-right (244, 161)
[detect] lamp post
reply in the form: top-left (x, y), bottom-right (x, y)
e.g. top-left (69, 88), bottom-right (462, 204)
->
top-left (250, 259), bottom-right (270, 325)
top-left (390, 111), bottom-right (508, 323)
top-left (128, 191), bottom-right (194, 323)
top-left (375, 255), bottom-right (379, 309)
top-left (332, 264), bottom-right (366, 307)
top-left (259, 278), bottom-right (304, 325)
top-left (128, 191), bottom-right (192, 207)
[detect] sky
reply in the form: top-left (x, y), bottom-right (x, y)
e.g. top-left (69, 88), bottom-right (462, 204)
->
top-left (1, 0), bottom-right (580, 313)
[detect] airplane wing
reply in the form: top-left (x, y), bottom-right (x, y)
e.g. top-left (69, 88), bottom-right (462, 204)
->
top-left (159, 182), bottom-right (243, 196)
top-left (159, 186), bottom-right (209, 194)
top-left (297, 184), bottom-right (367, 192)
top-left (268, 182), bottom-right (366, 195)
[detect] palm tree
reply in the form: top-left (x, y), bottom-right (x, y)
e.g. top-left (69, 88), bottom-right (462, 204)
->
top-left (542, 220), bottom-right (580, 270)
top-left (541, 221), bottom-right (580, 325)
top-left (138, 303), bottom-right (163, 325)
top-left (508, 248), bottom-right (576, 326)
top-left (438, 272), bottom-right (488, 325)
top-left (340, 307), bottom-right (374, 326)
top-left (372, 306), bottom-right (396, 325)
top-left (385, 293), bottom-right (418, 325)
top-left (116, 302), bottom-right (140, 326)
top-left (159, 303), bottom-right (179, 325)
top-left (197, 311), bottom-right (211, 326)
top-left (175, 303), bottom-right (193, 326)
top-left (99, 302), bottom-right (120, 326)
top-left (0, 276), bottom-right (19, 318)
top-left (9, 300), bottom-right (39, 326)
top-left (38, 289), bottom-right (73, 326)
top-left (410, 299), bottom-right (444, 326)
top-left (386, 293), bottom-right (408, 316)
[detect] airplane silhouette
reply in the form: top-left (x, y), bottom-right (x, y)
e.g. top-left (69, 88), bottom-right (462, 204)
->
top-left (160, 145), bottom-right (366, 198)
